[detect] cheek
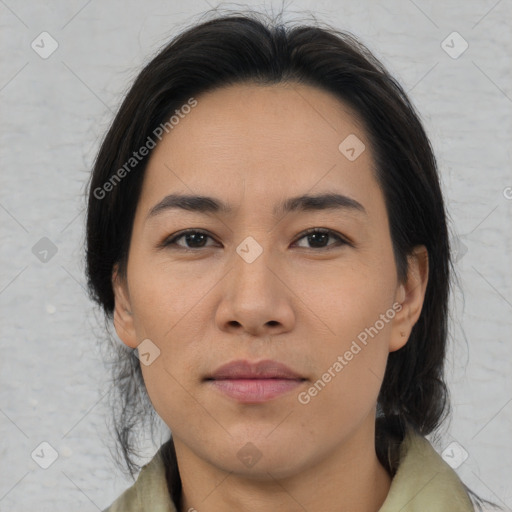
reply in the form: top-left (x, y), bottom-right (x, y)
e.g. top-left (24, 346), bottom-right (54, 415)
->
top-left (128, 267), bottom-right (208, 412)
top-left (293, 257), bottom-right (396, 413)
top-left (297, 315), bottom-right (392, 440)
top-left (129, 256), bottom-right (209, 338)
top-left (296, 254), bottom-right (397, 340)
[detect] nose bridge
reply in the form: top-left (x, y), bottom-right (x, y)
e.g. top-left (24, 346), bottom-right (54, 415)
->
top-left (232, 233), bottom-right (276, 295)
top-left (226, 190), bottom-right (287, 290)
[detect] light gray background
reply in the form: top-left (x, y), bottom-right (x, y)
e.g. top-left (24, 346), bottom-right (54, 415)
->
top-left (1, 0), bottom-right (511, 510)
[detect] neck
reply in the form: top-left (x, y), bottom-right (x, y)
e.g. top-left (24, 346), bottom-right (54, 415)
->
top-left (172, 418), bottom-right (392, 512)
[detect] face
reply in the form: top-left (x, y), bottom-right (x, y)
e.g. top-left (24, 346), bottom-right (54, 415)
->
top-left (112, 82), bottom-right (427, 479)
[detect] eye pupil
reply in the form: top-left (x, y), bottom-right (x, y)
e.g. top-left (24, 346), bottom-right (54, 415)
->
top-left (186, 232), bottom-right (207, 247)
top-left (308, 232), bottom-right (329, 248)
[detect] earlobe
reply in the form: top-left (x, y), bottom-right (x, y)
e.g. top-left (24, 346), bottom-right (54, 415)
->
top-left (112, 263), bottom-right (138, 349)
top-left (389, 245), bottom-right (429, 352)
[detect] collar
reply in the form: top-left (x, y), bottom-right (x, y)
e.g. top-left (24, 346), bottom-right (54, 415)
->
top-left (104, 428), bottom-right (474, 511)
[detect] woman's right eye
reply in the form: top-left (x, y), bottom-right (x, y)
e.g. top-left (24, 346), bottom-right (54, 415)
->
top-left (162, 229), bottom-right (217, 250)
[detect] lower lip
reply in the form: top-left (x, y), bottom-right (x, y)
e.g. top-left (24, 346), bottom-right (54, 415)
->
top-left (208, 378), bottom-right (304, 403)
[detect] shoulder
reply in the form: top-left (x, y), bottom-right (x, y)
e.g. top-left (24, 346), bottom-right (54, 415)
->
top-left (379, 428), bottom-right (475, 511)
top-left (102, 446), bottom-right (177, 512)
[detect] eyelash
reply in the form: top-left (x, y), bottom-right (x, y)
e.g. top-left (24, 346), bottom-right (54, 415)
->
top-left (160, 228), bottom-right (352, 252)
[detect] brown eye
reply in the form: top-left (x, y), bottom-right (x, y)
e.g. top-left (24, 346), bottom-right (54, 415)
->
top-left (163, 230), bottom-right (217, 250)
top-left (294, 228), bottom-right (350, 250)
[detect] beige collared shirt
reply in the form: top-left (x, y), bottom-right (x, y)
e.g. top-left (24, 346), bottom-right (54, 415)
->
top-left (104, 428), bottom-right (475, 511)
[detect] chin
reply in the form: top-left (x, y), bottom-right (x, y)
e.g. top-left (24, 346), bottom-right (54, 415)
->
top-left (202, 436), bottom-right (313, 481)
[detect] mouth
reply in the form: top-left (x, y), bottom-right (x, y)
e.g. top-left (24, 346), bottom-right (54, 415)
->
top-left (205, 359), bottom-right (307, 403)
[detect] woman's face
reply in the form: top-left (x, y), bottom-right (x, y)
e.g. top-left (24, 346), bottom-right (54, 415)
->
top-left (112, 82), bottom-right (427, 478)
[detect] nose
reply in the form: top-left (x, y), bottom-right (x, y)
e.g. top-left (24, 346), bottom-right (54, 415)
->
top-left (215, 239), bottom-right (295, 337)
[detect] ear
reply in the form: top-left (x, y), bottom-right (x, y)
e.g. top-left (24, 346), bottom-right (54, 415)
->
top-left (389, 245), bottom-right (429, 352)
top-left (112, 263), bottom-right (138, 349)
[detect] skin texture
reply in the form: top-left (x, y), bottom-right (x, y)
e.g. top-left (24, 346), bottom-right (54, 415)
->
top-left (112, 82), bottom-right (429, 512)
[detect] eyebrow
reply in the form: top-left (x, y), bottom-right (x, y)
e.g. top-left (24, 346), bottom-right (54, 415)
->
top-left (146, 192), bottom-right (367, 221)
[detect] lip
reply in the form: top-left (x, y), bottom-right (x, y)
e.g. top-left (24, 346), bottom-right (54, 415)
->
top-left (208, 359), bottom-right (304, 380)
top-left (205, 359), bottom-right (306, 403)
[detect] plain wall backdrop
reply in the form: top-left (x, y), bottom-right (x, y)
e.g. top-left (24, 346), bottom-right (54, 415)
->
top-left (0, 0), bottom-right (511, 510)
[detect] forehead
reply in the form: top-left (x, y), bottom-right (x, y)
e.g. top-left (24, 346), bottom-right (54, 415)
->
top-left (138, 82), bottom-right (380, 218)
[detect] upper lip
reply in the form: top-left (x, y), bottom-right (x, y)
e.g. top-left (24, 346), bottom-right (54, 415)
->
top-left (207, 359), bottom-right (305, 380)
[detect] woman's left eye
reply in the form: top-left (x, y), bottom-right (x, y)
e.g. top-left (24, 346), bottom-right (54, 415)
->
top-left (293, 228), bottom-right (349, 250)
